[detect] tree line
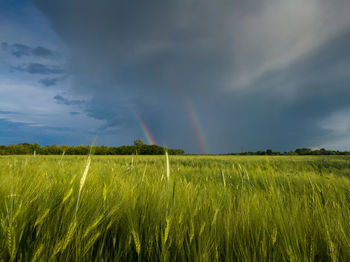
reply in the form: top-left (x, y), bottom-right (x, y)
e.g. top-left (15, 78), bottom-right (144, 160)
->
top-left (0, 142), bottom-right (185, 155)
top-left (0, 143), bottom-right (348, 156)
top-left (227, 148), bottom-right (350, 155)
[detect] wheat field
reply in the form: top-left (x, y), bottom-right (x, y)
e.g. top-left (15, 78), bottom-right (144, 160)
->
top-left (0, 155), bottom-right (350, 261)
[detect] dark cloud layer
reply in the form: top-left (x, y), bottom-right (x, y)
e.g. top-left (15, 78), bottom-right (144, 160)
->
top-left (0, 119), bottom-right (89, 146)
top-left (0, 110), bottom-right (21, 115)
top-left (1, 42), bottom-right (9, 51)
top-left (12, 63), bottom-right (64, 75)
top-left (39, 77), bottom-right (64, 87)
top-left (2, 42), bottom-right (59, 58)
top-left (53, 95), bottom-right (84, 106)
top-left (32, 0), bottom-right (350, 152)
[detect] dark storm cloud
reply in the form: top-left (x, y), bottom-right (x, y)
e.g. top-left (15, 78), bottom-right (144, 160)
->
top-left (32, 0), bottom-right (350, 152)
top-left (11, 43), bottom-right (32, 57)
top-left (12, 63), bottom-right (64, 75)
top-left (39, 77), bottom-right (64, 87)
top-left (84, 95), bottom-right (134, 130)
top-left (3, 42), bottom-right (59, 58)
top-left (32, 0), bottom-right (260, 94)
top-left (53, 95), bottom-right (84, 106)
top-left (32, 46), bottom-right (58, 58)
top-left (0, 119), bottom-right (90, 146)
top-left (207, 30), bottom-right (350, 151)
top-left (0, 110), bottom-right (21, 115)
top-left (1, 42), bottom-right (9, 51)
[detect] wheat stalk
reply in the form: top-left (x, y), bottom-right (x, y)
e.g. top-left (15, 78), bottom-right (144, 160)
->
top-left (211, 209), bottom-right (219, 227)
top-left (103, 183), bottom-right (107, 202)
top-left (141, 163), bottom-right (148, 183)
top-left (221, 169), bottom-right (226, 187)
top-left (83, 215), bottom-right (103, 239)
top-left (83, 232), bottom-right (101, 256)
top-left (199, 222), bottom-right (206, 236)
top-left (34, 208), bottom-right (50, 227)
top-left (165, 150), bottom-right (170, 184)
top-left (131, 229), bottom-right (141, 256)
top-left (30, 244), bottom-right (44, 262)
top-left (62, 188), bottom-right (73, 204)
top-left (8, 225), bottom-right (16, 261)
top-left (75, 156), bottom-right (91, 216)
top-left (59, 150), bottom-right (65, 165)
top-left (163, 216), bottom-right (171, 245)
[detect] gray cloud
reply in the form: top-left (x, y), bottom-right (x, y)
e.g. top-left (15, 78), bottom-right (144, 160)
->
top-left (1, 42), bottom-right (9, 51)
top-left (54, 95), bottom-right (84, 106)
top-left (12, 63), bottom-right (64, 75)
top-left (32, 0), bottom-right (350, 152)
top-left (2, 42), bottom-right (59, 58)
top-left (11, 43), bottom-right (32, 57)
top-left (39, 77), bottom-right (64, 87)
top-left (31, 46), bottom-right (58, 58)
top-left (0, 110), bottom-right (21, 115)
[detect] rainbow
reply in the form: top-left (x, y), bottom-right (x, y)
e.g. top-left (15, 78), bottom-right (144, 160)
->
top-left (185, 101), bottom-right (209, 154)
top-left (133, 110), bottom-right (156, 145)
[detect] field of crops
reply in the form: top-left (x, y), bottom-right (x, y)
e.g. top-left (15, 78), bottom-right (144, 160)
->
top-left (0, 155), bottom-right (350, 261)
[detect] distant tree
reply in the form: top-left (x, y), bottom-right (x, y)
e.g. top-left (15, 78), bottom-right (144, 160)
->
top-left (295, 148), bottom-right (312, 155)
top-left (266, 149), bottom-right (273, 155)
top-left (95, 145), bottom-right (108, 155)
top-left (33, 142), bottom-right (40, 152)
top-left (134, 139), bottom-right (145, 146)
top-left (168, 149), bottom-right (185, 155)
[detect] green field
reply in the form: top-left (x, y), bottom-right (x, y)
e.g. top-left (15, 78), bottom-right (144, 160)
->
top-left (1, 155), bottom-right (350, 261)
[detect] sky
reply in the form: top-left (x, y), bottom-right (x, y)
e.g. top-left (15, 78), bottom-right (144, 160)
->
top-left (1, 0), bottom-right (350, 154)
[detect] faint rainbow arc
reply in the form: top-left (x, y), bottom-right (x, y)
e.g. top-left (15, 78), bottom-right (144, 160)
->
top-left (133, 110), bottom-right (156, 145)
top-left (185, 101), bottom-right (209, 154)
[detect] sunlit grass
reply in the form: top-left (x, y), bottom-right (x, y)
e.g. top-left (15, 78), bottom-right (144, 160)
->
top-left (0, 155), bottom-right (349, 261)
